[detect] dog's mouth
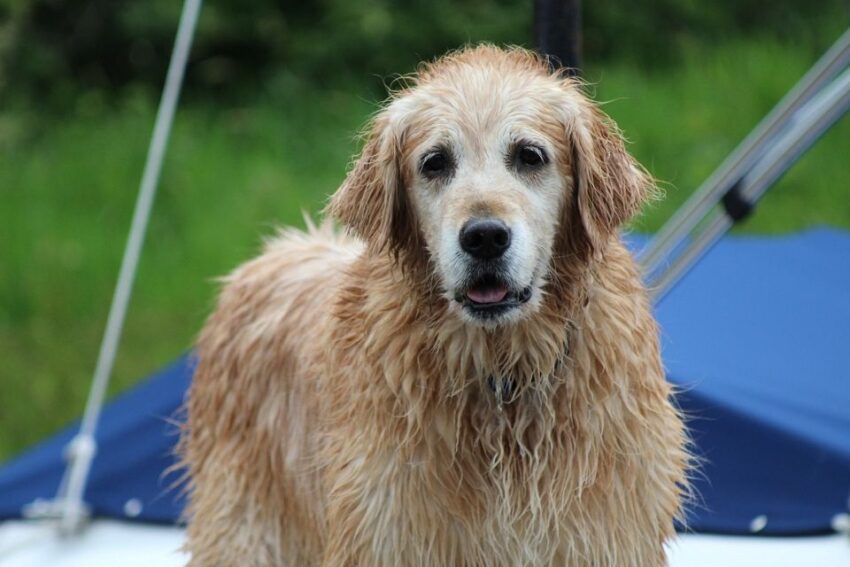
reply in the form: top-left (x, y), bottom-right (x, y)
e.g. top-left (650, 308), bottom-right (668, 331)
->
top-left (455, 274), bottom-right (532, 319)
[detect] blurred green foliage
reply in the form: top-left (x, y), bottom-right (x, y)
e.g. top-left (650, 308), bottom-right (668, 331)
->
top-left (2, 0), bottom-right (847, 106)
top-left (1, 0), bottom-right (532, 106)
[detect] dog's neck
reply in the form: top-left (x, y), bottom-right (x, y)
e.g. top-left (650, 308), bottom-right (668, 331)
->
top-left (350, 249), bottom-right (591, 405)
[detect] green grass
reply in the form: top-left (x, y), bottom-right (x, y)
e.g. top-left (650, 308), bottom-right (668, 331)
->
top-left (591, 35), bottom-right (850, 232)
top-left (2, 35), bottom-right (849, 462)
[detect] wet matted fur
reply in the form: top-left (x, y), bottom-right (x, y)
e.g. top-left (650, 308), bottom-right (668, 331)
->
top-left (180, 46), bottom-right (689, 566)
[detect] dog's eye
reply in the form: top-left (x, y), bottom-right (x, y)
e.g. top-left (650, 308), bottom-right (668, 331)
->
top-left (421, 151), bottom-right (450, 177)
top-left (517, 145), bottom-right (547, 168)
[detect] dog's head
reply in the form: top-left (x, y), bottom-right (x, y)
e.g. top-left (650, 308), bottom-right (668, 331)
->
top-left (329, 46), bottom-right (652, 326)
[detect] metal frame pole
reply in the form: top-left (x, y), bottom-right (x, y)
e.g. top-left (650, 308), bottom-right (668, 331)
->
top-left (649, 67), bottom-right (850, 302)
top-left (639, 28), bottom-right (850, 275)
top-left (534, 0), bottom-right (582, 75)
top-left (29, 0), bottom-right (204, 534)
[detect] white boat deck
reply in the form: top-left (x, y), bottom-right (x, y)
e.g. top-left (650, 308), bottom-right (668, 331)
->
top-left (0, 519), bottom-right (847, 566)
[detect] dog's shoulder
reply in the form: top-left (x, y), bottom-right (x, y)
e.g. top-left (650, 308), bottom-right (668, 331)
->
top-left (199, 222), bottom-right (362, 354)
top-left (587, 236), bottom-right (647, 298)
top-left (220, 222), bottom-right (360, 302)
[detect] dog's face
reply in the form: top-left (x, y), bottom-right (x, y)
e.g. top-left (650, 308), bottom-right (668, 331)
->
top-left (401, 83), bottom-right (564, 325)
top-left (330, 46), bottom-right (651, 326)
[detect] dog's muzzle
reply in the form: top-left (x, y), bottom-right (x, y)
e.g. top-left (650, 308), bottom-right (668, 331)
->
top-left (454, 217), bottom-right (532, 320)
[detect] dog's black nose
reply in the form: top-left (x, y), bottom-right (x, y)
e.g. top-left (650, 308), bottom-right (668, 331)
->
top-left (459, 218), bottom-right (512, 260)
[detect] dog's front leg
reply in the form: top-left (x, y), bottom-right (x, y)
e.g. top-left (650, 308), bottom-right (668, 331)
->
top-left (321, 453), bottom-right (406, 567)
top-left (320, 446), bottom-right (467, 567)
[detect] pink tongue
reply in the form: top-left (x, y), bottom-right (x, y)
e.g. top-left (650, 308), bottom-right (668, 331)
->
top-left (467, 285), bottom-right (508, 304)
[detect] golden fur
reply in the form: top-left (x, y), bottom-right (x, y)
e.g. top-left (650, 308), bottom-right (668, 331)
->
top-left (180, 46), bottom-right (689, 566)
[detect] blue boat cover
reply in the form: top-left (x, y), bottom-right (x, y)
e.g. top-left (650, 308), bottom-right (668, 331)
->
top-left (1, 229), bottom-right (849, 534)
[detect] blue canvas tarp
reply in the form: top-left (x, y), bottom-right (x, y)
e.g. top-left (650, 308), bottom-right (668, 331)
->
top-left (2, 229), bottom-right (849, 534)
top-left (0, 357), bottom-right (192, 524)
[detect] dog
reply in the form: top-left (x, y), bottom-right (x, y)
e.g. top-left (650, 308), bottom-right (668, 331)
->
top-left (180, 45), bottom-right (689, 566)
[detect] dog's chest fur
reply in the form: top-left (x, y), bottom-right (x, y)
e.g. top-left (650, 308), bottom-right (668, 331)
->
top-left (311, 252), bottom-right (681, 565)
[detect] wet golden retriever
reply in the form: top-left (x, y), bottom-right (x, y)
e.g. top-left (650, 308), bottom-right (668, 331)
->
top-left (181, 45), bottom-right (688, 566)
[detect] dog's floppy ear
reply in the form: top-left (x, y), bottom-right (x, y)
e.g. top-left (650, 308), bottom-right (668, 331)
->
top-left (327, 112), bottom-right (420, 262)
top-left (568, 95), bottom-right (653, 252)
